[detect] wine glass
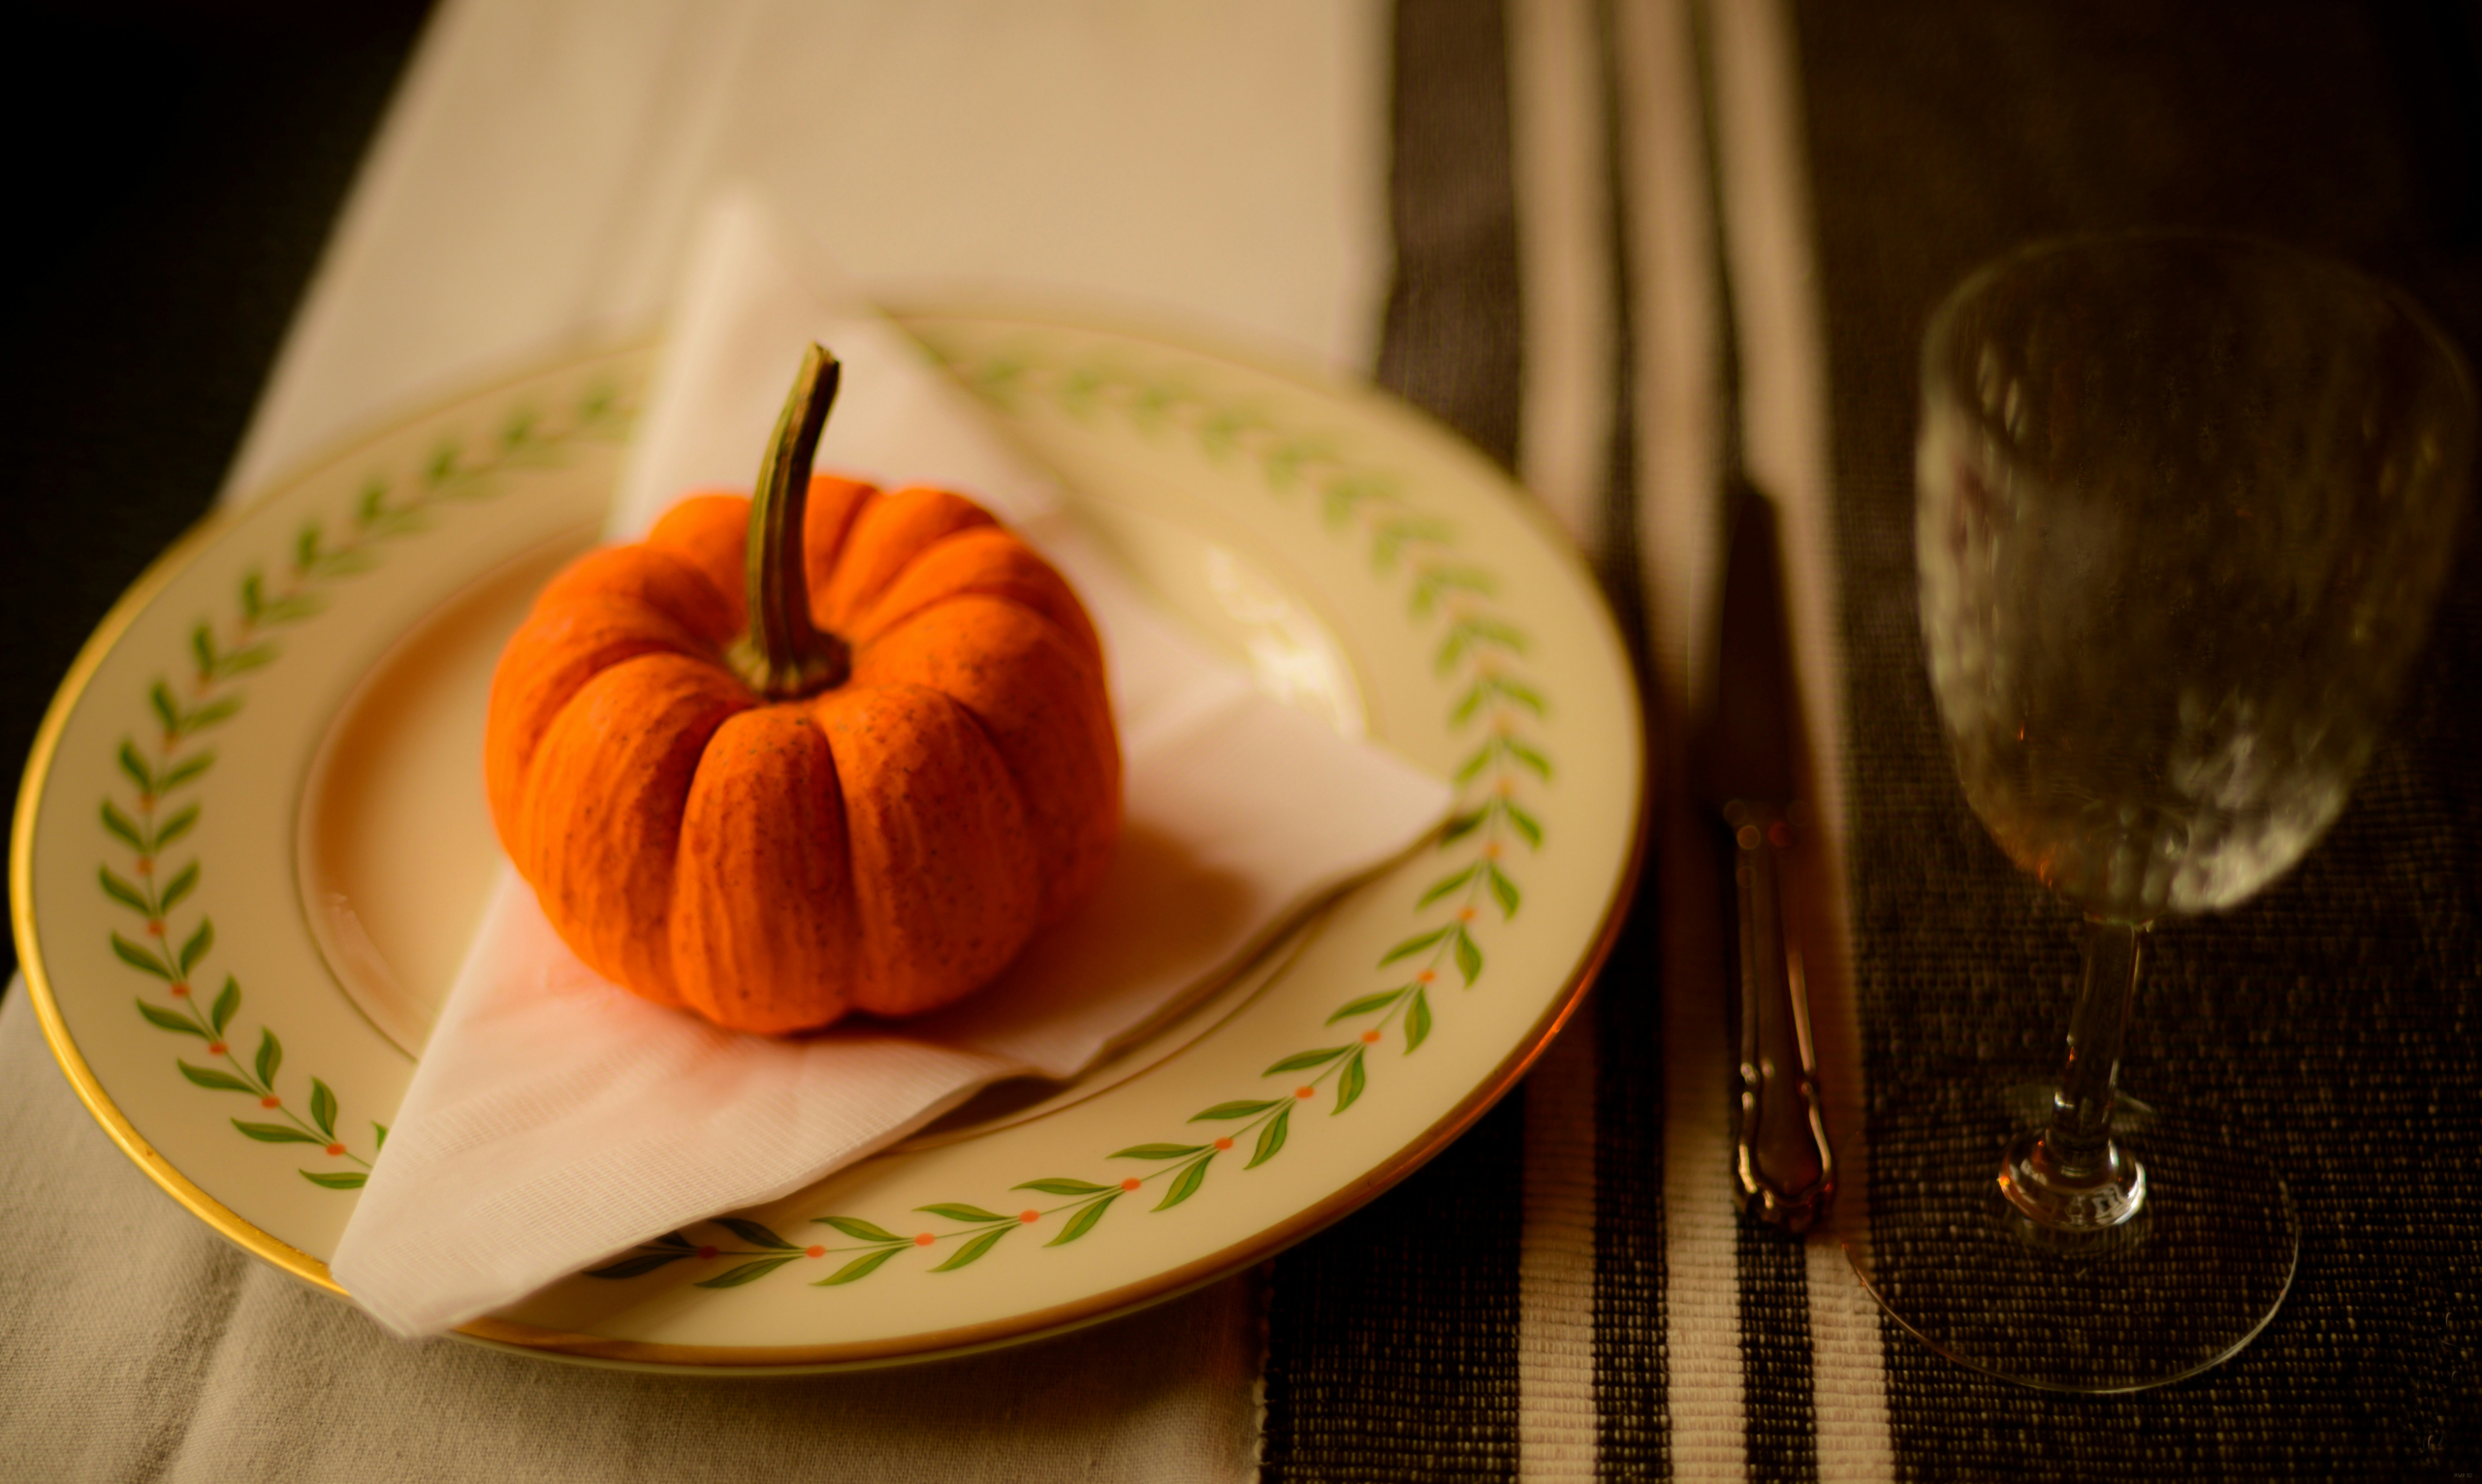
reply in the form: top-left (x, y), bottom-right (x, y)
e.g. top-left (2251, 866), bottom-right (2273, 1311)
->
top-left (1846, 233), bottom-right (2474, 1392)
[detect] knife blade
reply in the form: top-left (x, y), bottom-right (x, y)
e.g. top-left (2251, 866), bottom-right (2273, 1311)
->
top-left (1701, 478), bottom-right (1834, 1231)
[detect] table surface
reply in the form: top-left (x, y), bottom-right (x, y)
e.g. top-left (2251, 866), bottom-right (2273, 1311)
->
top-left (6, 3), bottom-right (2480, 1481)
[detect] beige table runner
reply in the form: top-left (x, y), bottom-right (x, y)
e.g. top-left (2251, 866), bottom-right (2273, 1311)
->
top-left (5, 2), bottom-right (1388, 1478)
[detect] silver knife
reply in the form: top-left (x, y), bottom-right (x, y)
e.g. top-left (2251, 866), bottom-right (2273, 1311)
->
top-left (1702, 480), bottom-right (1835, 1231)
top-left (1689, 0), bottom-right (1832, 1232)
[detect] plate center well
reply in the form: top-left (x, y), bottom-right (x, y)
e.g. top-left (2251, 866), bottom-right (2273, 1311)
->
top-left (293, 503), bottom-right (1369, 1081)
top-left (296, 524), bottom-right (599, 1057)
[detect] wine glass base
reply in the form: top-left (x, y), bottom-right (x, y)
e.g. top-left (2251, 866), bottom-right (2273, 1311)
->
top-left (1843, 1084), bottom-right (2299, 1393)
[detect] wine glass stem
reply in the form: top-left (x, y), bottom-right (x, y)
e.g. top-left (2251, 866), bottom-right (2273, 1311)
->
top-left (2046, 918), bottom-right (2145, 1176)
top-left (1999, 917), bottom-right (2149, 1231)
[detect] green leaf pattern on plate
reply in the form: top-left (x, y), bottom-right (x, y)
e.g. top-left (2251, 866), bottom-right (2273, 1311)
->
top-left (589, 340), bottom-right (1557, 1293)
top-left (102, 383), bottom-right (631, 1190)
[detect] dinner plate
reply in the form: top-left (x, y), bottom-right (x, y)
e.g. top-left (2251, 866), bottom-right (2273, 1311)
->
top-left (14, 309), bottom-right (1643, 1371)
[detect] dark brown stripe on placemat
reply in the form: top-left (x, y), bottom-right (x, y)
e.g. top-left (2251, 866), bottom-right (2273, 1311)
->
top-left (1370, 0), bottom-right (1526, 471)
top-left (1733, 1222), bottom-right (1818, 1482)
top-left (1585, 0), bottom-right (1655, 638)
top-left (1261, 1102), bottom-right (1532, 1482)
top-left (1793, 2), bottom-right (2482, 1477)
top-left (1583, 0), bottom-right (1672, 1476)
top-left (1259, 0), bottom-right (1529, 1477)
top-left (1590, 899), bottom-right (1671, 1483)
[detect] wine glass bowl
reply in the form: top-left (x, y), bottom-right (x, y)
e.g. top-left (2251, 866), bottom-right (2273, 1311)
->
top-left (1918, 236), bottom-right (2469, 926)
top-left (1850, 233), bottom-right (2474, 1391)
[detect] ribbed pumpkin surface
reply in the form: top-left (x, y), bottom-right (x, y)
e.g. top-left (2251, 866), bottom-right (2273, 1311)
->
top-left (484, 477), bottom-right (1120, 1034)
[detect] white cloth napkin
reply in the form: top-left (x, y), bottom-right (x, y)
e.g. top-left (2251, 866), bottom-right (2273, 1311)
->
top-left (330, 191), bottom-right (1451, 1339)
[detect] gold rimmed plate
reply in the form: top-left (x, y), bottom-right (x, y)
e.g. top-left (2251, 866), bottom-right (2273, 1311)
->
top-left (13, 310), bottom-right (1643, 1372)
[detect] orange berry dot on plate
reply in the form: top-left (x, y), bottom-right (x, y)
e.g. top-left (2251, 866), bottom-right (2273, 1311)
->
top-left (136, 857), bottom-right (152, 876)
top-left (205, 1042), bottom-right (225, 1056)
top-left (146, 920), bottom-right (164, 936)
top-left (913, 1232), bottom-right (936, 1247)
top-left (1361, 1028), bottom-right (1382, 1043)
top-left (170, 983), bottom-right (189, 996)
top-left (259, 1096), bottom-right (279, 1109)
top-left (1019, 1210), bottom-right (1040, 1224)
top-left (1294, 1086), bottom-right (1315, 1100)
top-left (806, 1246), bottom-right (825, 1259)
top-left (324, 1143), bottom-right (344, 1157)
top-left (1213, 1138), bottom-right (1234, 1152)
top-left (1417, 970), bottom-right (1435, 985)
top-left (1120, 1177), bottom-right (1142, 1192)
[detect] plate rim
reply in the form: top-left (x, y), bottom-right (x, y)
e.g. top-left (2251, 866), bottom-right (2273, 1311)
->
top-left (13, 312), bottom-right (1648, 1370)
top-left (13, 495), bottom-right (356, 1298)
top-left (8, 340), bottom-right (671, 1308)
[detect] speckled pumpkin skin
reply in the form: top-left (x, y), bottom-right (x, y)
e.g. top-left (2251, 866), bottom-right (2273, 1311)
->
top-left (484, 477), bottom-right (1120, 1034)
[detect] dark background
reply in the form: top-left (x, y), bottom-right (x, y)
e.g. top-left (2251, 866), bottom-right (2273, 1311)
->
top-left (0, 0), bottom-right (432, 995)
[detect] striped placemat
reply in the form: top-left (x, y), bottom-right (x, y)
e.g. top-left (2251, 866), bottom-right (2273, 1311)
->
top-left (1257, 1), bottom-right (2482, 1479)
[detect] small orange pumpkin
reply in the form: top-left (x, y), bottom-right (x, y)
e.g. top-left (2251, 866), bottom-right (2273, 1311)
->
top-left (484, 346), bottom-right (1120, 1034)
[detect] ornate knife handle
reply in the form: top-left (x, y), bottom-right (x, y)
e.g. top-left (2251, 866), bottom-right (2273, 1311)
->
top-left (1724, 800), bottom-right (1834, 1231)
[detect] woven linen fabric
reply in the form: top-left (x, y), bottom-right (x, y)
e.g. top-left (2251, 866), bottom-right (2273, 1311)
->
top-left (0, 992), bottom-right (1265, 1483)
top-left (1262, 0), bottom-right (1845, 1477)
top-left (1257, 1), bottom-right (2482, 1481)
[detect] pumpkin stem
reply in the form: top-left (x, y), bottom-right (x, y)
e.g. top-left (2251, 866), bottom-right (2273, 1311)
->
top-left (728, 343), bottom-right (852, 699)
